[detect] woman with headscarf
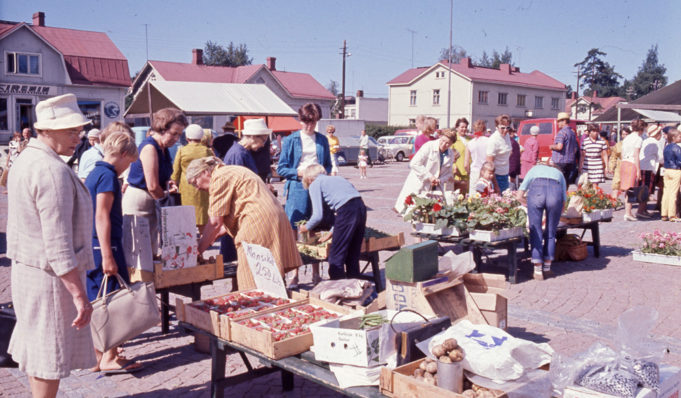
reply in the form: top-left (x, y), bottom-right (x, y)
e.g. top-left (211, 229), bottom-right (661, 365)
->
top-left (394, 129), bottom-right (457, 213)
top-left (189, 157), bottom-right (302, 290)
top-left (171, 124), bottom-right (213, 232)
top-left (7, 94), bottom-right (96, 396)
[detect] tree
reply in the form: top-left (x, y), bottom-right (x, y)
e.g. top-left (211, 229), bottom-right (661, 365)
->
top-left (202, 41), bottom-right (252, 67)
top-left (439, 45), bottom-right (468, 63)
top-left (476, 47), bottom-right (513, 68)
top-left (629, 45), bottom-right (667, 99)
top-left (565, 84), bottom-right (574, 99)
top-left (478, 51), bottom-right (492, 68)
top-left (574, 48), bottom-right (622, 97)
top-left (326, 80), bottom-right (339, 96)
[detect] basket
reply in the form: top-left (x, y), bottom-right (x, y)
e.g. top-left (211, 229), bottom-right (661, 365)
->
top-left (556, 234), bottom-right (588, 261)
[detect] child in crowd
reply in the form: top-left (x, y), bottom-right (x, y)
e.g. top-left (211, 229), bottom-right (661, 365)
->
top-left (475, 161), bottom-right (499, 197)
top-left (84, 131), bottom-right (142, 374)
top-left (358, 149), bottom-right (368, 179)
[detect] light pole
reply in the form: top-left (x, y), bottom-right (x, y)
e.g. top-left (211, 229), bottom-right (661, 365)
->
top-left (446, 0), bottom-right (453, 128)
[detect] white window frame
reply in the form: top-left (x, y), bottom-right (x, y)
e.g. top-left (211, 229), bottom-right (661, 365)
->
top-left (409, 90), bottom-right (417, 106)
top-left (433, 89), bottom-right (440, 106)
top-left (5, 51), bottom-right (42, 77)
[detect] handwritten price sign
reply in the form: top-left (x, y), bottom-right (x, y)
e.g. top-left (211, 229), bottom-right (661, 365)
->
top-left (243, 243), bottom-right (288, 298)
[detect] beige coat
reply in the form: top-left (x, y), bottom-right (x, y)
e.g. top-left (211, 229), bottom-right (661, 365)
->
top-left (7, 139), bottom-right (96, 379)
top-left (395, 139), bottom-right (456, 213)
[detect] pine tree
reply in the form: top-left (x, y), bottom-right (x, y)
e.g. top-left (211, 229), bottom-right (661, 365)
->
top-left (629, 45), bottom-right (667, 99)
top-left (574, 48), bottom-right (622, 97)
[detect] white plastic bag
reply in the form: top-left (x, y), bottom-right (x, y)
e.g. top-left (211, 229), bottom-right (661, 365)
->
top-left (438, 250), bottom-right (475, 277)
top-left (418, 320), bottom-right (553, 383)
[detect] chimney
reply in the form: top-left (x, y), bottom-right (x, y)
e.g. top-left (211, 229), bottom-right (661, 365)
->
top-left (500, 63), bottom-right (511, 74)
top-left (266, 57), bottom-right (276, 71)
top-left (460, 57), bottom-right (473, 68)
top-left (571, 92), bottom-right (577, 100)
top-left (32, 12), bottom-right (45, 27)
top-left (356, 90), bottom-right (364, 98)
top-left (192, 49), bottom-right (203, 65)
top-left (512, 66), bottom-right (520, 72)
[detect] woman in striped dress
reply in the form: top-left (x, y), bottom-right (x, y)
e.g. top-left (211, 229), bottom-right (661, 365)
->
top-left (188, 157), bottom-right (302, 289)
top-left (579, 124), bottom-right (608, 185)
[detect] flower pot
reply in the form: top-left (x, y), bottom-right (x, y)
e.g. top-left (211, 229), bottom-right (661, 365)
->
top-left (469, 227), bottom-right (524, 242)
top-left (412, 222), bottom-right (461, 237)
top-left (632, 250), bottom-right (681, 267)
top-left (582, 209), bottom-right (614, 222)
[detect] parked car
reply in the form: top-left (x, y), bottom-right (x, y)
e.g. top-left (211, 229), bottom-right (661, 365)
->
top-left (378, 135), bottom-right (414, 162)
top-left (518, 118), bottom-right (587, 162)
top-left (336, 136), bottom-right (381, 165)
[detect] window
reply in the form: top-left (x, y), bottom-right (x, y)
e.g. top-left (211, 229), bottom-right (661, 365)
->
top-left (77, 100), bottom-right (101, 129)
top-left (409, 90), bottom-right (416, 106)
top-left (408, 118), bottom-right (416, 127)
top-left (498, 93), bottom-right (508, 106)
top-left (551, 97), bottom-right (560, 110)
top-left (435, 71), bottom-right (446, 79)
top-left (517, 94), bottom-right (526, 107)
top-left (349, 108), bottom-right (356, 118)
top-left (433, 89), bottom-right (440, 105)
top-left (534, 96), bottom-right (543, 109)
top-left (478, 91), bottom-right (488, 104)
top-left (6, 52), bottom-right (40, 75)
top-left (520, 122), bottom-right (552, 136)
top-left (0, 98), bottom-right (7, 130)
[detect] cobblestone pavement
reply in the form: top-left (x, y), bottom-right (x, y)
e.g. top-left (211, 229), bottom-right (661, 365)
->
top-left (2, 161), bottom-right (681, 397)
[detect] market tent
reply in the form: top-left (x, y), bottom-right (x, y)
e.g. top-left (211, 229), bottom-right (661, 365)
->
top-left (594, 79), bottom-right (681, 123)
top-left (631, 109), bottom-right (681, 123)
top-left (124, 81), bottom-right (297, 117)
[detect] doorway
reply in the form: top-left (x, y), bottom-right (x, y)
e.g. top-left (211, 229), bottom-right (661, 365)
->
top-left (16, 98), bottom-right (33, 131)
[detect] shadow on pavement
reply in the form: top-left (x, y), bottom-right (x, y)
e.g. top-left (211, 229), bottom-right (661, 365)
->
top-left (0, 256), bottom-right (10, 267)
top-left (506, 326), bottom-right (551, 344)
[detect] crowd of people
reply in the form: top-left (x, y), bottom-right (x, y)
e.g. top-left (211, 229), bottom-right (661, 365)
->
top-left (5, 91), bottom-right (681, 398)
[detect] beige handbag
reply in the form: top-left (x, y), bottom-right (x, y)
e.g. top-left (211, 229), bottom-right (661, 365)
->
top-left (90, 274), bottom-right (160, 352)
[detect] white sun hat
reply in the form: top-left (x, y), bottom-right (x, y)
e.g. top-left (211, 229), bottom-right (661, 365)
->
top-left (34, 93), bottom-right (91, 130)
top-left (242, 119), bottom-right (272, 136)
top-left (185, 124), bottom-right (204, 140)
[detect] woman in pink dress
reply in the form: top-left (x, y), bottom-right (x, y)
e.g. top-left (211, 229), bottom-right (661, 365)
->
top-left (520, 125), bottom-right (540, 180)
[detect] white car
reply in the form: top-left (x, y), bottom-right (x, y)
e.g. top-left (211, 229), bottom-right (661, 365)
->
top-left (377, 135), bottom-right (414, 162)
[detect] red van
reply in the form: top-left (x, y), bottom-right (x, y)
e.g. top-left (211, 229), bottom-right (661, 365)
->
top-left (518, 118), bottom-right (588, 162)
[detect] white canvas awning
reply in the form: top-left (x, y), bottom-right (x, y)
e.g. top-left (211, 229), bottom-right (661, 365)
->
top-left (125, 81), bottom-right (297, 117)
top-left (632, 108), bottom-right (681, 122)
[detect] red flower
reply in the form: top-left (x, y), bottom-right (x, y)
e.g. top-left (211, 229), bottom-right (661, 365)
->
top-left (433, 203), bottom-right (442, 212)
top-left (405, 195), bottom-right (413, 205)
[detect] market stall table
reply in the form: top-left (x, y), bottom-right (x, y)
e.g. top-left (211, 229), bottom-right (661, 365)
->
top-left (556, 218), bottom-right (611, 258)
top-left (180, 322), bottom-right (385, 398)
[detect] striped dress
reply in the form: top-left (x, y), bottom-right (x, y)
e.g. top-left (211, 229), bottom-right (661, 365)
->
top-left (582, 137), bottom-right (608, 184)
top-left (209, 165), bottom-right (302, 289)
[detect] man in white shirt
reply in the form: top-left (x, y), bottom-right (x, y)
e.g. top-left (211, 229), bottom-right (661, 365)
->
top-left (359, 129), bottom-right (372, 167)
top-left (486, 114), bottom-right (512, 192)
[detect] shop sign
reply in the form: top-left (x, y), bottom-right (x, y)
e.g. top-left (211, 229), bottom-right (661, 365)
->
top-left (0, 84), bottom-right (57, 96)
top-left (104, 101), bottom-right (121, 118)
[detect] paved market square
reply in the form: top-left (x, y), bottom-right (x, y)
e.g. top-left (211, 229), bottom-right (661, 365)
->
top-left (2, 160), bottom-right (680, 397)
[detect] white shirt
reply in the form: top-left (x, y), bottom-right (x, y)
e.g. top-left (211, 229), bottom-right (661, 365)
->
top-left (297, 132), bottom-right (319, 173)
top-left (640, 137), bottom-right (663, 171)
top-left (621, 133), bottom-right (643, 163)
top-left (359, 134), bottom-right (369, 148)
top-left (486, 130), bottom-right (512, 175)
top-left (468, 136), bottom-right (490, 170)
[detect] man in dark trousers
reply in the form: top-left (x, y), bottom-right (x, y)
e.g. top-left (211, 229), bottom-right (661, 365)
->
top-left (549, 112), bottom-right (579, 186)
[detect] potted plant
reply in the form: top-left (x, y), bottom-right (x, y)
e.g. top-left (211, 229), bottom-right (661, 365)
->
top-left (465, 193), bottom-right (527, 242)
top-left (633, 230), bottom-right (681, 266)
top-left (402, 193), bottom-right (468, 236)
top-left (567, 183), bottom-right (621, 222)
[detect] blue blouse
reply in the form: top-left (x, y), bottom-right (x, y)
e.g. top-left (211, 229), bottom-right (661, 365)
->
top-left (223, 142), bottom-right (258, 174)
top-left (127, 136), bottom-right (173, 191)
top-left (519, 164), bottom-right (567, 203)
top-left (85, 161), bottom-right (123, 241)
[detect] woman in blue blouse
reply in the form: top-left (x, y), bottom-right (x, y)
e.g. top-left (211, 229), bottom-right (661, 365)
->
top-left (277, 103), bottom-right (332, 285)
top-left (516, 164), bottom-right (567, 280)
top-left (122, 107), bottom-right (186, 255)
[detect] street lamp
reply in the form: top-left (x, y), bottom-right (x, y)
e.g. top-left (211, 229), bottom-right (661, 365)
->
top-left (525, 109), bottom-right (534, 118)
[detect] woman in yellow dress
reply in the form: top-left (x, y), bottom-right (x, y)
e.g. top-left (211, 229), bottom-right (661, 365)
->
top-left (171, 124), bottom-right (213, 231)
top-left (188, 157), bottom-right (302, 289)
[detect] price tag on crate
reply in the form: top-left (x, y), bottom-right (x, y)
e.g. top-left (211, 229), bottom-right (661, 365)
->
top-left (243, 242), bottom-right (288, 298)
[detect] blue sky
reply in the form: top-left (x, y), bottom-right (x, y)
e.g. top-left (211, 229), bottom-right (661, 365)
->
top-left (3, 0), bottom-right (680, 98)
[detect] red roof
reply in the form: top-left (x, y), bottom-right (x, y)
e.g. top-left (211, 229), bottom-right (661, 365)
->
top-left (388, 59), bottom-right (566, 90)
top-left (148, 60), bottom-right (334, 100)
top-left (0, 22), bottom-right (130, 87)
top-left (566, 95), bottom-right (624, 115)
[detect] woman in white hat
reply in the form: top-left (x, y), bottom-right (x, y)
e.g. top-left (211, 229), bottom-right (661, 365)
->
top-left (223, 118), bottom-right (271, 172)
top-left (170, 124), bottom-right (213, 232)
top-left (7, 94), bottom-right (96, 397)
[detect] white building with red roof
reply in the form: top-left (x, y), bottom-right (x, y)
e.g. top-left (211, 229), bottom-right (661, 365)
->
top-left (128, 49), bottom-right (335, 129)
top-left (565, 92), bottom-right (624, 121)
top-left (387, 58), bottom-right (567, 128)
top-left (0, 12), bottom-right (130, 139)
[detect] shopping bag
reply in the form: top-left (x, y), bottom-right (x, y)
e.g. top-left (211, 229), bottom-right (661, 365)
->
top-left (626, 184), bottom-right (649, 204)
top-left (90, 274), bottom-right (160, 352)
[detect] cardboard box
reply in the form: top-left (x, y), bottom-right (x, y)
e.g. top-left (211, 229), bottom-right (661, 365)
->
top-left (380, 358), bottom-right (506, 398)
top-left (311, 310), bottom-right (428, 368)
top-left (386, 273), bottom-right (507, 330)
top-left (563, 364), bottom-right (681, 398)
top-left (385, 241), bottom-right (439, 282)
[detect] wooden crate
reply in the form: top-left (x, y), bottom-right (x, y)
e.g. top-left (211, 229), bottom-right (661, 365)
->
top-left (381, 358), bottom-right (506, 398)
top-left (362, 232), bottom-right (405, 253)
top-left (291, 289), bottom-right (385, 314)
top-left (228, 298), bottom-right (356, 359)
top-left (297, 242), bottom-right (331, 260)
top-left (128, 255), bottom-right (225, 289)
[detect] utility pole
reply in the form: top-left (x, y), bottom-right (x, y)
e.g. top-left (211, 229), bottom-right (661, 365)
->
top-left (406, 28), bottom-right (416, 68)
top-left (339, 40), bottom-right (349, 119)
top-left (446, 0), bottom-right (453, 127)
top-left (575, 65), bottom-right (581, 98)
top-left (144, 24), bottom-right (149, 60)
